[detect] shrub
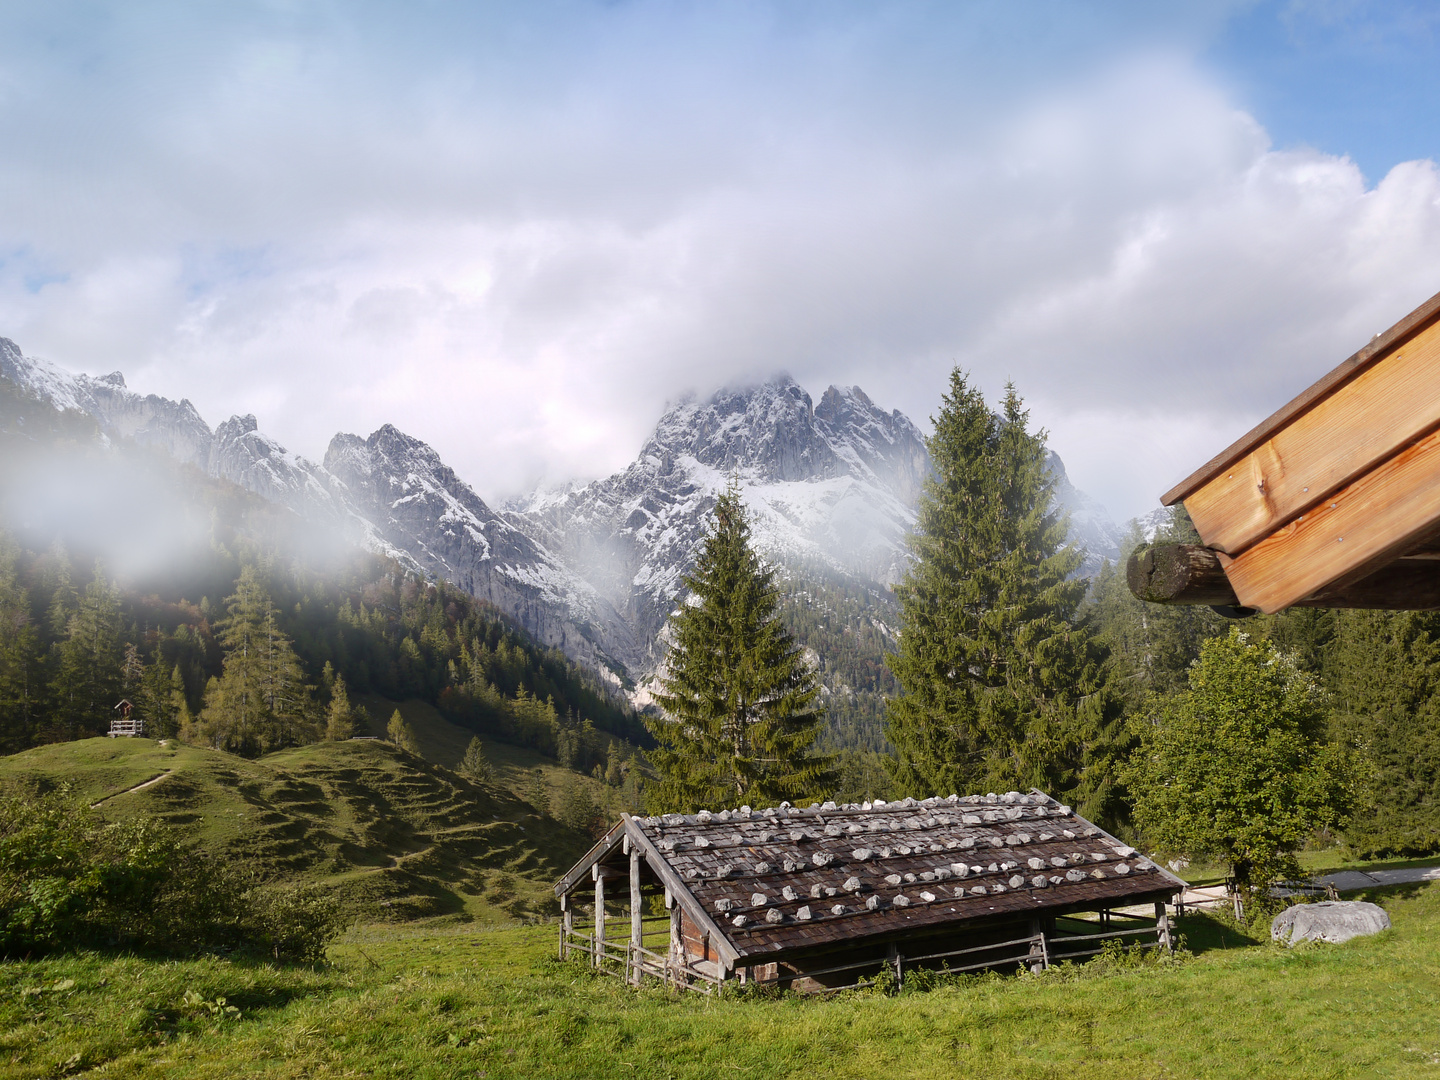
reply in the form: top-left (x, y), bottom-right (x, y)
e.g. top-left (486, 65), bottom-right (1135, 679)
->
top-left (0, 787), bottom-right (345, 961)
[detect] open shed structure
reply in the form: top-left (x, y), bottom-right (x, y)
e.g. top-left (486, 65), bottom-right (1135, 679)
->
top-left (1131, 287), bottom-right (1440, 614)
top-left (554, 791), bottom-right (1184, 993)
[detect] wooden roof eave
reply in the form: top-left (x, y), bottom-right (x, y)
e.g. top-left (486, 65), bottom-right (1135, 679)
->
top-left (623, 814), bottom-right (741, 969)
top-left (552, 814), bottom-right (742, 971)
top-left (1162, 287), bottom-right (1440, 508)
top-left (554, 819), bottom-right (629, 898)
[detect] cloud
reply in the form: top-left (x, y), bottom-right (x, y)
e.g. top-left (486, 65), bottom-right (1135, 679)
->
top-left (0, 2), bottom-right (1437, 524)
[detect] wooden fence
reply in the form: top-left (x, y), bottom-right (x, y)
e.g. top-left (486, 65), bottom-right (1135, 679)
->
top-left (561, 910), bottom-right (1170, 996)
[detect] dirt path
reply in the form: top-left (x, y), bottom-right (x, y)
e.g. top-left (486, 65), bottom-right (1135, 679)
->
top-left (90, 770), bottom-right (171, 808)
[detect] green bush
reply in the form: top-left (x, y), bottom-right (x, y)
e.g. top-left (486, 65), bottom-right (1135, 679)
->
top-left (0, 787), bottom-right (345, 961)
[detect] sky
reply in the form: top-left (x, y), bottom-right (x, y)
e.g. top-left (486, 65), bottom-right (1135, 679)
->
top-left (1, 1), bottom-right (1439, 523)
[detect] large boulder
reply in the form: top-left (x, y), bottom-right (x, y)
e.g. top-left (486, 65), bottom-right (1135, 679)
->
top-left (1271, 901), bottom-right (1391, 946)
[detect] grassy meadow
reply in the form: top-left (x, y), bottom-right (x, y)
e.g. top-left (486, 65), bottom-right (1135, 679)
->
top-left (4, 709), bottom-right (1439, 1078)
top-left (0, 881), bottom-right (1436, 1079)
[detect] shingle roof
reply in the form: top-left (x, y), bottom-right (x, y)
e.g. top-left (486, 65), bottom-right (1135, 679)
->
top-left (557, 789), bottom-right (1185, 964)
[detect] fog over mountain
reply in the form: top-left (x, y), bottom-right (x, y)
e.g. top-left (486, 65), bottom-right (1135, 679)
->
top-left (0, 338), bottom-right (1125, 704)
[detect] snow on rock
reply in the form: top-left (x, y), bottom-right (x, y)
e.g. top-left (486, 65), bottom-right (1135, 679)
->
top-left (2, 339), bottom-right (1129, 699)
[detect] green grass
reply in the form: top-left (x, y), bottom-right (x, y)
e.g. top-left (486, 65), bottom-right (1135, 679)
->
top-left (0, 734), bottom-right (593, 923)
top-left (2, 882), bottom-right (1438, 1078)
top-left (355, 692), bottom-right (633, 822)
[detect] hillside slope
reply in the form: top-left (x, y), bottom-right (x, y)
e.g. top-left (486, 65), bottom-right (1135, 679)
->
top-left (0, 737), bottom-right (594, 922)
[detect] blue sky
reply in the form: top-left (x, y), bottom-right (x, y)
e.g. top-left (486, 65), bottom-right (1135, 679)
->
top-left (1, 1), bottom-right (1438, 522)
top-left (1210, 1), bottom-right (1440, 182)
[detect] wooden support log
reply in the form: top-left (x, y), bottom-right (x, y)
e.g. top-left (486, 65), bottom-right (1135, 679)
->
top-left (630, 848), bottom-right (643, 987)
top-left (593, 868), bottom-right (607, 969)
top-left (1127, 544), bottom-right (1237, 606)
top-left (1129, 544), bottom-right (1440, 611)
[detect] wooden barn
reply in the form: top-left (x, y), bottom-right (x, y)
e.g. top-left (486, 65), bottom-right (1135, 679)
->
top-left (554, 791), bottom-right (1185, 993)
top-left (1132, 287), bottom-right (1440, 614)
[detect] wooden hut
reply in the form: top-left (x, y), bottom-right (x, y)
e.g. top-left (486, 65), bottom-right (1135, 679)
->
top-left (1132, 287), bottom-right (1440, 614)
top-left (554, 790), bottom-right (1184, 993)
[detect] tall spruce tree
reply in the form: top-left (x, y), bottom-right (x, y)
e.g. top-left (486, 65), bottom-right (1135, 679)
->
top-left (1326, 610), bottom-right (1440, 857)
top-left (647, 485), bottom-right (831, 813)
top-left (885, 373), bottom-right (1124, 818)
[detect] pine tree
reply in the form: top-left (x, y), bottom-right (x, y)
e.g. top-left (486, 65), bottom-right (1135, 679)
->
top-left (526, 767), bottom-right (551, 815)
top-left (193, 565), bottom-right (313, 754)
top-left (1326, 610), bottom-right (1440, 857)
top-left (0, 533), bottom-right (44, 752)
top-left (325, 673), bottom-right (356, 740)
top-left (459, 736), bottom-right (492, 783)
top-left (48, 563), bottom-right (124, 740)
top-left (647, 485), bottom-right (831, 813)
top-left (386, 709), bottom-right (419, 754)
top-left (557, 775), bottom-right (600, 835)
top-left (884, 373), bottom-right (1124, 815)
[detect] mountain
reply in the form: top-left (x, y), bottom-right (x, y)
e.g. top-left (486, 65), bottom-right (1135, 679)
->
top-left (0, 339), bottom-right (1126, 718)
top-left (504, 377), bottom-right (930, 681)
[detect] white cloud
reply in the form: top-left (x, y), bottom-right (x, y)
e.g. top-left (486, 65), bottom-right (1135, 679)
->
top-left (1, 4), bottom-right (1437, 524)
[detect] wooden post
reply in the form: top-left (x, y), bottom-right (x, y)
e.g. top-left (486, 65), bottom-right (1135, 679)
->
top-left (594, 868), bottom-right (606, 970)
top-left (885, 942), bottom-right (903, 990)
top-left (666, 888), bottom-right (681, 989)
top-left (630, 847), bottom-right (643, 986)
top-left (560, 893), bottom-right (571, 960)
top-left (1028, 917), bottom-right (1049, 973)
top-left (1155, 901), bottom-right (1173, 952)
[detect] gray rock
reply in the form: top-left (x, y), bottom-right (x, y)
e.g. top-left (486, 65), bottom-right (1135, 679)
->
top-left (796, 905), bottom-right (813, 921)
top-left (1272, 901), bottom-right (1391, 946)
top-left (843, 876), bottom-right (863, 892)
top-left (765, 908), bottom-right (785, 924)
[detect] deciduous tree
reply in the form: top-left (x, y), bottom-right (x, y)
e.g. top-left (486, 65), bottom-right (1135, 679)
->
top-left (1123, 629), bottom-right (1359, 898)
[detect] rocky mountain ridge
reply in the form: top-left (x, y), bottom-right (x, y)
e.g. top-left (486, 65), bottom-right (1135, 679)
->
top-left (0, 338), bottom-right (1129, 708)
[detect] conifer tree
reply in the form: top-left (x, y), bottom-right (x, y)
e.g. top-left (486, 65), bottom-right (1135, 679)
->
top-left (459, 736), bottom-right (492, 783)
top-left (0, 534), bottom-right (43, 752)
top-left (647, 485), bottom-right (831, 813)
top-left (325, 673), bottom-right (356, 740)
top-left (193, 565), bottom-right (313, 754)
top-left (884, 373), bottom-right (1123, 815)
top-left (526, 767), bottom-right (551, 815)
top-left (1325, 610), bottom-right (1440, 856)
top-left (49, 563), bottom-right (124, 740)
top-left (557, 775), bottom-right (600, 835)
top-left (386, 708), bottom-right (419, 754)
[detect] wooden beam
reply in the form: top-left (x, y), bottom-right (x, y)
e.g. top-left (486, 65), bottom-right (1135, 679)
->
top-left (1223, 424), bottom-right (1440, 612)
top-left (1128, 544), bottom-right (1440, 611)
top-left (1181, 314), bottom-right (1440, 555)
top-left (1127, 544), bottom-right (1237, 605)
top-left (1163, 287), bottom-right (1440, 507)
